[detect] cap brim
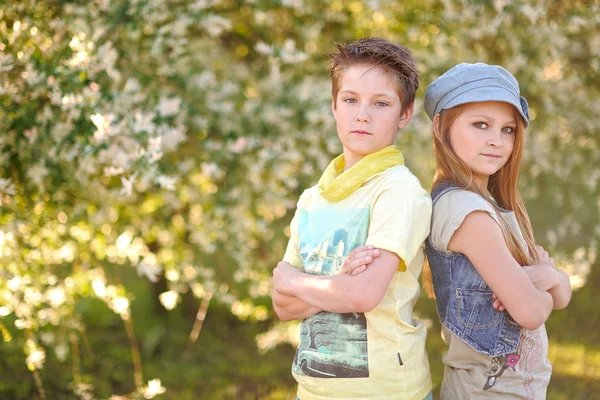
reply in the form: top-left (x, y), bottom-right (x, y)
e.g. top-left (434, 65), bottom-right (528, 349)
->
top-left (442, 87), bottom-right (529, 128)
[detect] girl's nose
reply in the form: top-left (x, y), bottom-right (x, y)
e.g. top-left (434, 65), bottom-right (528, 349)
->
top-left (487, 130), bottom-right (503, 147)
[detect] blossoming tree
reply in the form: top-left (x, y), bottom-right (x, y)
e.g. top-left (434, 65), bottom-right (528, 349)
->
top-left (1, 0), bottom-right (599, 398)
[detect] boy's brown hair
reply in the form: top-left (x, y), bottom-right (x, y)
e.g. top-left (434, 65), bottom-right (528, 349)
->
top-left (329, 37), bottom-right (419, 111)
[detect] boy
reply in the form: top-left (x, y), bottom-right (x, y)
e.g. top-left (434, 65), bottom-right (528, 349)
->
top-left (272, 37), bottom-right (433, 400)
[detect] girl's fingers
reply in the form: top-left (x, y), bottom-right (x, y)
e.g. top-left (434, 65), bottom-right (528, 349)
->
top-left (492, 293), bottom-right (505, 311)
top-left (493, 299), bottom-right (506, 311)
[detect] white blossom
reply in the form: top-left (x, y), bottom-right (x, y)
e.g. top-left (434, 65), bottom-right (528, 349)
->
top-left (137, 263), bottom-right (162, 283)
top-left (143, 378), bottom-right (166, 399)
top-left (158, 291), bottom-right (179, 310)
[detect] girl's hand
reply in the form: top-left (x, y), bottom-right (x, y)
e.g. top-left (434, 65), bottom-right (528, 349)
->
top-left (535, 245), bottom-right (555, 268)
top-left (522, 265), bottom-right (560, 292)
top-left (492, 292), bottom-right (506, 312)
top-left (525, 245), bottom-right (559, 291)
top-left (340, 245), bottom-right (381, 275)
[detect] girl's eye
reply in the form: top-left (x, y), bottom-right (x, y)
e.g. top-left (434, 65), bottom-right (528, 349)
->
top-left (344, 98), bottom-right (357, 103)
top-left (502, 126), bottom-right (515, 133)
top-left (474, 122), bottom-right (488, 129)
top-left (375, 101), bottom-right (389, 107)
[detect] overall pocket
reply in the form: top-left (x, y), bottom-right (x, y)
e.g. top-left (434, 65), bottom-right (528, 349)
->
top-left (456, 288), bottom-right (501, 329)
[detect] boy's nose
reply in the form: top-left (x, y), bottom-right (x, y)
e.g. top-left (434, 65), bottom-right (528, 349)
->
top-left (356, 110), bottom-right (370, 123)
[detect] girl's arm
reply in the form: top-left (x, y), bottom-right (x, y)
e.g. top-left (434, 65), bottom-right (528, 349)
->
top-left (548, 270), bottom-right (572, 309)
top-left (488, 245), bottom-right (572, 312)
top-left (448, 211), bottom-right (553, 330)
top-left (521, 246), bottom-right (572, 310)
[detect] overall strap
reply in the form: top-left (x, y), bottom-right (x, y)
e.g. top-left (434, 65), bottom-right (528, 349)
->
top-left (431, 182), bottom-right (460, 205)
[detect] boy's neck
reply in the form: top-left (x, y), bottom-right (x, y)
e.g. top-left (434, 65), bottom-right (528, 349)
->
top-left (343, 152), bottom-right (363, 171)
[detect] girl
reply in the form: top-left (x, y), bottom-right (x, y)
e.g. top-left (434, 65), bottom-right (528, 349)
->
top-left (342, 63), bottom-right (572, 399)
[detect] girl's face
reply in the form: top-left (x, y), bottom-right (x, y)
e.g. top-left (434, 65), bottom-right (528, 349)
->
top-left (447, 101), bottom-right (517, 190)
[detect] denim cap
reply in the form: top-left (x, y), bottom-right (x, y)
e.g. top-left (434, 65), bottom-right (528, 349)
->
top-left (424, 62), bottom-right (530, 127)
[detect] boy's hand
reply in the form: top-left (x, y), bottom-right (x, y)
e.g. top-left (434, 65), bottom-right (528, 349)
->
top-left (273, 261), bottom-right (301, 295)
top-left (340, 245), bottom-right (381, 275)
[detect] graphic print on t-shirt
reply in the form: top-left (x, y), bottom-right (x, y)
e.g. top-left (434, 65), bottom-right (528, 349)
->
top-left (292, 207), bottom-right (370, 378)
top-left (482, 329), bottom-right (542, 397)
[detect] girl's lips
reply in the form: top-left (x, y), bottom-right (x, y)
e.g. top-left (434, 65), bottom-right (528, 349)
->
top-left (482, 153), bottom-right (501, 158)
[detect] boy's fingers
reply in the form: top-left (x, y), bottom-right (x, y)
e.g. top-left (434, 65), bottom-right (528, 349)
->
top-left (344, 256), bottom-right (372, 274)
top-left (348, 245), bottom-right (373, 259)
top-left (344, 258), bottom-right (363, 274)
top-left (351, 265), bottom-right (367, 275)
top-left (342, 247), bottom-right (380, 274)
top-left (353, 249), bottom-right (381, 261)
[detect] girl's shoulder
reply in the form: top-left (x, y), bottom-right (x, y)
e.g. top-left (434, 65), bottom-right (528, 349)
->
top-left (430, 189), bottom-right (500, 251)
top-left (434, 189), bottom-right (497, 218)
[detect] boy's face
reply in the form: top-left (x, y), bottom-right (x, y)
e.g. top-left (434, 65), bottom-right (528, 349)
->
top-left (332, 64), bottom-right (413, 170)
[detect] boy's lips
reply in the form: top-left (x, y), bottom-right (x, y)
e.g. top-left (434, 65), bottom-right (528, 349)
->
top-left (351, 130), bottom-right (372, 135)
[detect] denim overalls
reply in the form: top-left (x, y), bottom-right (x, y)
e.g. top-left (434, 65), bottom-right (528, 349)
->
top-left (425, 183), bottom-right (521, 356)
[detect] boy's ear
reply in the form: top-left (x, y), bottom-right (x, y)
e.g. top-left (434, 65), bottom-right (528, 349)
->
top-left (398, 103), bottom-right (414, 129)
top-left (432, 114), bottom-right (442, 141)
top-left (331, 97), bottom-right (337, 116)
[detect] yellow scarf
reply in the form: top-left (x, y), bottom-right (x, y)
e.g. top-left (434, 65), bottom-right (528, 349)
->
top-left (318, 145), bottom-right (405, 202)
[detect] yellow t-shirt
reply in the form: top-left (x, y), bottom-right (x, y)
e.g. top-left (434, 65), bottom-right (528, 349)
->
top-left (283, 164), bottom-right (433, 400)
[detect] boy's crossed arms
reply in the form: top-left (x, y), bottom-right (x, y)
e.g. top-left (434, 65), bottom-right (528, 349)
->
top-left (272, 248), bottom-right (398, 321)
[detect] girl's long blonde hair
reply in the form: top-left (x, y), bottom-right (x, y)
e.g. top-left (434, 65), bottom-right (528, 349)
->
top-left (422, 103), bottom-right (539, 297)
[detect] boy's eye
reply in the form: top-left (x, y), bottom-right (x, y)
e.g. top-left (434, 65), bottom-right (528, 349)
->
top-left (375, 101), bottom-right (389, 107)
top-left (474, 122), bottom-right (488, 129)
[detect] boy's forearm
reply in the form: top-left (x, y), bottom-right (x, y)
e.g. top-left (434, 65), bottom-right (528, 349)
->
top-left (274, 252), bottom-right (397, 314)
top-left (271, 288), bottom-right (321, 321)
top-left (288, 272), bottom-right (380, 314)
top-left (549, 270), bottom-right (572, 310)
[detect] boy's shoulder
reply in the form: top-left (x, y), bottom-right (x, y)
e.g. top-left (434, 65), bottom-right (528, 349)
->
top-left (376, 164), bottom-right (429, 195)
top-left (380, 163), bottom-right (421, 182)
top-left (295, 184), bottom-right (320, 207)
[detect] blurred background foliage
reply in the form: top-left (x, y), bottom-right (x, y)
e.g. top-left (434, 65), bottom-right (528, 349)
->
top-left (0, 0), bottom-right (599, 399)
